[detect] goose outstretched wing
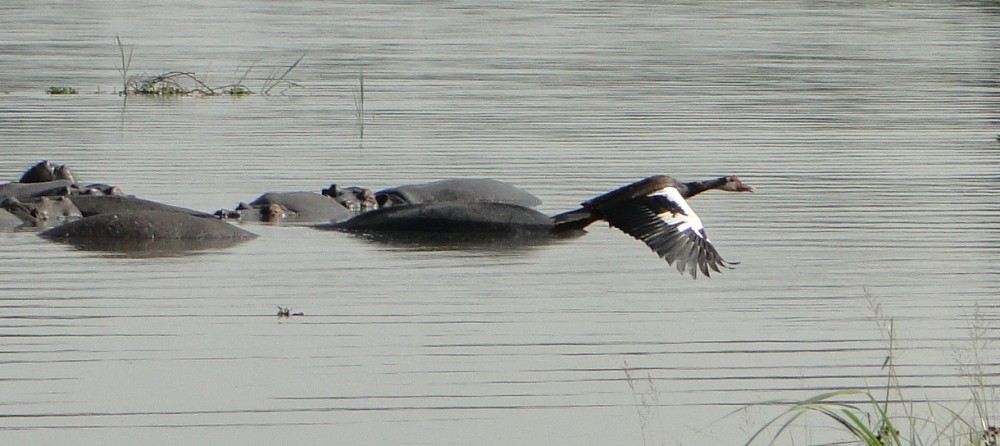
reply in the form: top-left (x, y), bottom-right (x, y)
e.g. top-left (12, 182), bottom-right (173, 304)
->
top-left (602, 186), bottom-right (737, 278)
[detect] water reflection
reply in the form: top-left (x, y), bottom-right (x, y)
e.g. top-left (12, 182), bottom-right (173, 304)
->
top-left (47, 236), bottom-right (252, 258)
top-left (333, 227), bottom-right (586, 252)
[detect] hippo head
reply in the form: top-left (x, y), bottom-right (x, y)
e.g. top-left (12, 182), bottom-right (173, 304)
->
top-left (322, 184), bottom-right (377, 212)
top-left (18, 161), bottom-right (56, 183)
top-left (30, 196), bottom-right (82, 223)
top-left (262, 203), bottom-right (288, 224)
top-left (53, 165), bottom-right (77, 183)
top-left (82, 183), bottom-right (123, 196)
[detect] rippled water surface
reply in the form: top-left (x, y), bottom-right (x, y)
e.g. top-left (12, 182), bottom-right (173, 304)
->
top-left (1, 1), bottom-right (999, 445)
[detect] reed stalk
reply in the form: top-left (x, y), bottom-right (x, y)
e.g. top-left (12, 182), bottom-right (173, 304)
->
top-left (115, 34), bottom-right (133, 96)
top-left (353, 70), bottom-right (365, 138)
top-left (624, 361), bottom-right (665, 446)
top-left (261, 53), bottom-right (305, 95)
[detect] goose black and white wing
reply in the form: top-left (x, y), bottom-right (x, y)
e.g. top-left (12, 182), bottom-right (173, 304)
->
top-left (602, 186), bottom-right (737, 278)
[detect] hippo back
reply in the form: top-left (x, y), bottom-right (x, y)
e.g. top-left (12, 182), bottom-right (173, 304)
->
top-left (329, 201), bottom-right (553, 236)
top-left (41, 210), bottom-right (257, 240)
top-left (375, 179), bottom-right (542, 208)
top-left (249, 192), bottom-right (350, 222)
top-left (68, 195), bottom-right (214, 218)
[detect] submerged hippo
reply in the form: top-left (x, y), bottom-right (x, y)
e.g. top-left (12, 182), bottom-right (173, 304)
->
top-left (374, 178), bottom-right (542, 208)
top-left (217, 191), bottom-right (350, 224)
top-left (324, 175), bottom-right (755, 278)
top-left (2, 196), bottom-right (82, 227)
top-left (31, 196), bottom-right (83, 225)
top-left (41, 210), bottom-right (258, 241)
top-left (40, 210), bottom-right (257, 255)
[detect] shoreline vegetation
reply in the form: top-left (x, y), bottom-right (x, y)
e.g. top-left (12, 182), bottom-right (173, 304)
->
top-left (745, 290), bottom-right (996, 446)
top-left (625, 290), bottom-right (997, 446)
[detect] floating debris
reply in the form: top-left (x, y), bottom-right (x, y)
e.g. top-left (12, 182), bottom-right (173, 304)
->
top-left (277, 306), bottom-right (304, 318)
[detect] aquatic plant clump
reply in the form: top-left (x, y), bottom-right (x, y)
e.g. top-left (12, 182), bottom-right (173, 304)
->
top-left (46, 87), bottom-right (77, 95)
top-left (224, 85), bottom-right (253, 96)
top-left (129, 72), bottom-right (210, 96)
top-left (276, 306), bottom-right (303, 318)
top-left (120, 67), bottom-right (299, 97)
top-left (114, 35), bottom-right (302, 97)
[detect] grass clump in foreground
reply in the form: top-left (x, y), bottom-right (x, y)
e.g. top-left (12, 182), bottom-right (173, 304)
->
top-left (625, 361), bottom-right (666, 446)
top-left (741, 290), bottom-right (998, 446)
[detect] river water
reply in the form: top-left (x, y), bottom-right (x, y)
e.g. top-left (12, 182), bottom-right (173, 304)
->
top-left (1, 1), bottom-right (998, 445)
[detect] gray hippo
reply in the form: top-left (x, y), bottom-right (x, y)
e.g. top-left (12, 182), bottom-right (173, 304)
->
top-left (69, 195), bottom-right (213, 218)
top-left (4, 161), bottom-right (121, 200)
top-left (41, 210), bottom-right (257, 241)
top-left (321, 184), bottom-right (377, 212)
top-left (327, 201), bottom-right (559, 237)
top-left (40, 210), bottom-right (257, 256)
top-left (324, 175), bottom-right (755, 278)
top-left (2, 196), bottom-right (82, 227)
top-left (217, 191), bottom-right (350, 224)
top-left (373, 178), bottom-right (542, 208)
top-left (0, 180), bottom-right (77, 201)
